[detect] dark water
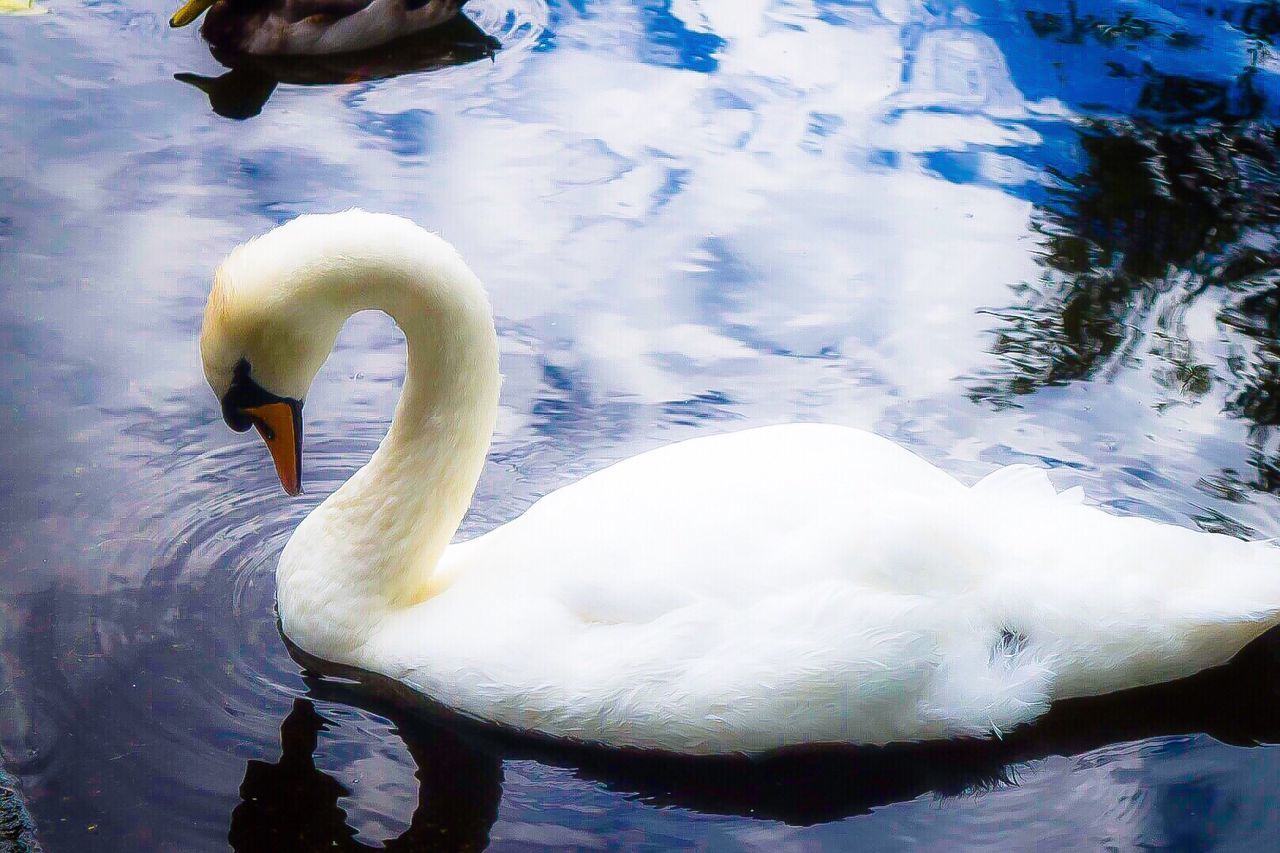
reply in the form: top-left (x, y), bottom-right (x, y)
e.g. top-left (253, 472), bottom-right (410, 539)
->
top-left (4, 0), bottom-right (1280, 849)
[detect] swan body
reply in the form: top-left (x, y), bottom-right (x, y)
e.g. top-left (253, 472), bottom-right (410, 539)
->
top-left (201, 211), bottom-right (1280, 755)
top-left (170, 0), bottom-right (465, 55)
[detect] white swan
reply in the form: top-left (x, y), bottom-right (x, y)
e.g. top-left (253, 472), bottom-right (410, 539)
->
top-left (200, 210), bottom-right (1280, 755)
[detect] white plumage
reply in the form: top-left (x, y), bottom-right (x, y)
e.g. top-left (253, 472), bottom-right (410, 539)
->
top-left (200, 211), bottom-right (1280, 755)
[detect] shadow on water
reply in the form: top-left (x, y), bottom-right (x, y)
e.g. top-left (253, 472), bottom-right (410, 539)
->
top-left (224, 628), bottom-right (1280, 850)
top-left (175, 14), bottom-right (501, 120)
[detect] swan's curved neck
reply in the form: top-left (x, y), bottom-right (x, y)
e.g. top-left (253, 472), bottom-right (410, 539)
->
top-left (278, 242), bottom-right (500, 639)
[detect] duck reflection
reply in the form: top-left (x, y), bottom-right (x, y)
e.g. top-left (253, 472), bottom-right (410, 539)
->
top-left (176, 13), bottom-right (499, 120)
top-left (233, 628), bottom-right (1280, 849)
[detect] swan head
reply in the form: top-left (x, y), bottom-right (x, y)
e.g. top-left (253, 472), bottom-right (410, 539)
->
top-left (200, 215), bottom-right (356, 496)
top-left (201, 210), bottom-right (496, 498)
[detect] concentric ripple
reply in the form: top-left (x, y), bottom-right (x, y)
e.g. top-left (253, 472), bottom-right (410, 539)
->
top-left (5, 406), bottom-right (412, 851)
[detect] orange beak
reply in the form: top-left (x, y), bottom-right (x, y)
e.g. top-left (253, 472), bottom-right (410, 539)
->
top-left (243, 401), bottom-right (303, 496)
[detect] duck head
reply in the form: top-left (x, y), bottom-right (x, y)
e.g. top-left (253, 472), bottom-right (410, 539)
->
top-left (169, 0), bottom-right (209, 27)
top-left (170, 0), bottom-right (262, 53)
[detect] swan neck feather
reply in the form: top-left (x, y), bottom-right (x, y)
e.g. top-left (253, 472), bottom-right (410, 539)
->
top-left (270, 213), bottom-right (500, 654)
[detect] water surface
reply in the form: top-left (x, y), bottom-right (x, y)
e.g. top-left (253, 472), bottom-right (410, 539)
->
top-left (4, 0), bottom-right (1280, 849)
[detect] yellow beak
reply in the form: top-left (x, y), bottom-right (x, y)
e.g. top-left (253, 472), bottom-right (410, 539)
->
top-left (170, 0), bottom-right (216, 27)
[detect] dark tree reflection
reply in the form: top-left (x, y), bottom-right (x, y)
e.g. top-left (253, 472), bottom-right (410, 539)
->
top-left (973, 118), bottom-right (1280, 394)
top-left (970, 12), bottom-right (1280, 490)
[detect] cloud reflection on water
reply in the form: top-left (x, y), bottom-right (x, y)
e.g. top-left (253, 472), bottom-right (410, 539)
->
top-left (4, 0), bottom-right (1280, 850)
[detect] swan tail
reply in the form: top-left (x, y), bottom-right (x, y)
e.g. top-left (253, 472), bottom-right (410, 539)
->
top-left (977, 465), bottom-right (1280, 634)
top-left (1165, 537), bottom-right (1280, 624)
top-left (1125, 536), bottom-right (1280, 689)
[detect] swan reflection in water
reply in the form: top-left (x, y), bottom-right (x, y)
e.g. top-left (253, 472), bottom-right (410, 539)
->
top-left (175, 14), bottom-right (499, 120)
top-left (231, 629), bottom-right (1280, 851)
top-left (229, 696), bottom-right (503, 852)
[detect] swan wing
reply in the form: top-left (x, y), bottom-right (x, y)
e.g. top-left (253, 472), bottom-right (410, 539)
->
top-left (971, 462), bottom-right (1085, 505)
top-left (378, 580), bottom-right (1056, 753)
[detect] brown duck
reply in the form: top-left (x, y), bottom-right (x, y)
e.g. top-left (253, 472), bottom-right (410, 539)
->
top-left (170, 0), bottom-right (468, 55)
